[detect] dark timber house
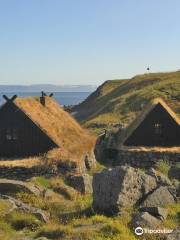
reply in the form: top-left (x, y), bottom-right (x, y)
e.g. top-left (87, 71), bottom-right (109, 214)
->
top-left (0, 94), bottom-right (94, 158)
top-left (121, 98), bottom-right (180, 147)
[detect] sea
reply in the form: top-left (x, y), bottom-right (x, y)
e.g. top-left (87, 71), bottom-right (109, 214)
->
top-left (0, 92), bottom-right (91, 106)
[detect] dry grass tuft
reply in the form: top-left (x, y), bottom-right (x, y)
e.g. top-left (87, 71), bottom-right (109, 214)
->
top-left (0, 157), bottom-right (41, 168)
top-left (119, 146), bottom-right (180, 153)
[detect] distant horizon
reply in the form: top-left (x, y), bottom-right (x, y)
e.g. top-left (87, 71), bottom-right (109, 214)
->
top-left (0, 84), bottom-right (97, 93)
top-left (0, 69), bottom-right (180, 87)
top-left (0, 83), bottom-right (97, 86)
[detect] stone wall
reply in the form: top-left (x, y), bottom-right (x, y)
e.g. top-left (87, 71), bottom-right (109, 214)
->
top-left (0, 151), bottom-right (96, 180)
top-left (0, 163), bottom-right (80, 181)
top-left (103, 148), bottom-right (179, 168)
top-left (0, 166), bottom-right (44, 180)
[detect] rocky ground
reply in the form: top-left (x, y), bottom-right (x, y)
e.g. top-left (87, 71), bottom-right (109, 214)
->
top-left (0, 162), bottom-right (179, 240)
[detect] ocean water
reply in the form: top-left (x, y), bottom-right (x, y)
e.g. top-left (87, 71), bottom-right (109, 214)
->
top-left (0, 92), bottom-right (91, 106)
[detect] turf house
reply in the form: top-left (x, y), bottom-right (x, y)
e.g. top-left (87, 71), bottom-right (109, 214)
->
top-left (0, 93), bottom-right (94, 157)
top-left (122, 98), bottom-right (180, 147)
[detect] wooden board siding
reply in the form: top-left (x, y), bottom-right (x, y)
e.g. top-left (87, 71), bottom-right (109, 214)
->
top-left (0, 102), bottom-right (58, 157)
top-left (124, 103), bottom-right (180, 147)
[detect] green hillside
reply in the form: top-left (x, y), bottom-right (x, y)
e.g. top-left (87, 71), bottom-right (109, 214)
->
top-left (72, 71), bottom-right (180, 134)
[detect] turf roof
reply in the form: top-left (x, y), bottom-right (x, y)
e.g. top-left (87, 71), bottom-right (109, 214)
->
top-left (13, 96), bottom-right (95, 158)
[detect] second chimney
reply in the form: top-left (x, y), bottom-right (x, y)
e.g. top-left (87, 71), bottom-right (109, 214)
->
top-left (40, 91), bottom-right (46, 106)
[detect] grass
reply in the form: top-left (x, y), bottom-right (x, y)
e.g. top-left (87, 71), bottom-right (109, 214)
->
top-left (70, 208), bottom-right (137, 240)
top-left (0, 200), bottom-right (12, 216)
top-left (5, 211), bottom-right (42, 231)
top-left (16, 192), bottom-right (47, 209)
top-left (49, 177), bottom-right (77, 200)
top-left (33, 176), bottom-right (51, 188)
top-left (37, 212), bottom-right (138, 240)
top-left (47, 194), bottom-right (93, 223)
top-left (72, 71), bottom-right (180, 133)
top-left (0, 174), bottom-right (179, 240)
top-left (37, 223), bottom-right (73, 239)
top-left (87, 162), bottom-right (106, 175)
top-left (0, 220), bottom-right (15, 240)
top-left (155, 160), bottom-right (171, 177)
top-left (163, 204), bottom-right (180, 229)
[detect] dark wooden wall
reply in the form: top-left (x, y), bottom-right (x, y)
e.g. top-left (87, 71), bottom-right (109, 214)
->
top-left (124, 103), bottom-right (180, 147)
top-left (0, 102), bottom-right (58, 158)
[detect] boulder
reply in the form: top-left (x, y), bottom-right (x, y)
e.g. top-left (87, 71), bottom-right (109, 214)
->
top-left (140, 207), bottom-right (168, 220)
top-left (132, 212), bottom-right (162, 229)
top-left (169, 164), bottom-right (180, 181)
top-left (33, 210), bottom-right (49, 223)
top-left (93, 166), bottom-right (157, 214)
top-left (67, 174), bottom-right (93, 194)
top-left (147, 168), bottom-right (172, 186)
top-left (166, 228), bottom-right (180, 240)
top-left (141, 186), bottom-right (176, 208)
top-left (0, 194), bottom-right (49, 223)
top-left (0, 178), bottom-right (43, 197)
top-left (84, 151), bottom-right (96, 170)
top-left (157, 173), bottom-right (172, 186)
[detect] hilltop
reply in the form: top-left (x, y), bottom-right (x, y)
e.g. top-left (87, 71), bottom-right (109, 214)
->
top-left (72, 71), bottom-right (180, 133)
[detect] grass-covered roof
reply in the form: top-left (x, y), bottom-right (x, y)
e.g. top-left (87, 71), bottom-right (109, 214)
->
top-left (14, 96), bottom-right (95, 159)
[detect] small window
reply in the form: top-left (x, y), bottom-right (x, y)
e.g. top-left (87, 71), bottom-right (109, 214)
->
top-left (154, 123), bottom-right (162, 135)
top-left (6, 128), bottom-right (18, 140)
top-left (12, 129), bottom-right (18, 140)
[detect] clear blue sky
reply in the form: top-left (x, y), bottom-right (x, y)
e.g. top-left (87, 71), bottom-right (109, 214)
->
top-left (0, 0), bottom-right (180, 85)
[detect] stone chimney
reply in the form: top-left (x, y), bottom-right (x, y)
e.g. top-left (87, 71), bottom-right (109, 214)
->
top-left (40, 91), bottom-right (46, 106)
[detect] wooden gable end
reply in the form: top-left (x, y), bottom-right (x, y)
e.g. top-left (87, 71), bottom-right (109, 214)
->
top-left (0, 102), bottom-right (58, 157)
top-left (124, 103), bottom-right (180, 147)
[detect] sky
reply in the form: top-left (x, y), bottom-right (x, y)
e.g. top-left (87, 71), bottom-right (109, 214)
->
top-left (0, 0), bottom-right (180, 85)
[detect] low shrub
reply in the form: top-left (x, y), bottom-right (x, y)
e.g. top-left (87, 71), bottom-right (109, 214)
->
top-left (37, 223), bottom-right (73, 239)
top-left (6, 211), bottom-right (42, 231)
top-left (0, 200), bottom-right (11, 216)
top-left (101, 221), bottom-right (122, 236)
top-left (91, 215), bottom-right (109, 224)
top-left (164, 204), bottom-right (180, 229)
top-left (98, 219), bottom-right (137, 240)
top-left (73, 194), bottom-right (93, 213)
top-left (16, 192), bottom-right (47, 209)
top-left (155, 160), bottom-right (171, 177)
top-left (87, 162), bottom-right (106, 175)
top-left (50, 178), bottom-right (76, 200)
top-left (33, 176), bottom-right (50, 188)
top-left (0, 220), bottom-right (15, 240)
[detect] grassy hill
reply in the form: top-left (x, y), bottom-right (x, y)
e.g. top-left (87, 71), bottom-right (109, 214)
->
top-left (72, 71), bottom-right (180, 134)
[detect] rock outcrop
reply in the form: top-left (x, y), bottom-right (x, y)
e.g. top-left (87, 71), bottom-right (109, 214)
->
top-left (0, 179), bottom-right (44, 197)
top-left (141, 186), bottom-right (176, 208)
top-left (166, 228), bottom-right (180, 240)
top-left (93, 166), bottom-right (157, 214)
top-left (67, 174), bottom-right (93, 194)
top-left (0, 194), bottom-right (49, 223)
top-left (84, 152), bottom-right (96, 170)
top-left (132, 212), bottom-right (162, 229)
top-left (140, 207), bottom-right (168, 221)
